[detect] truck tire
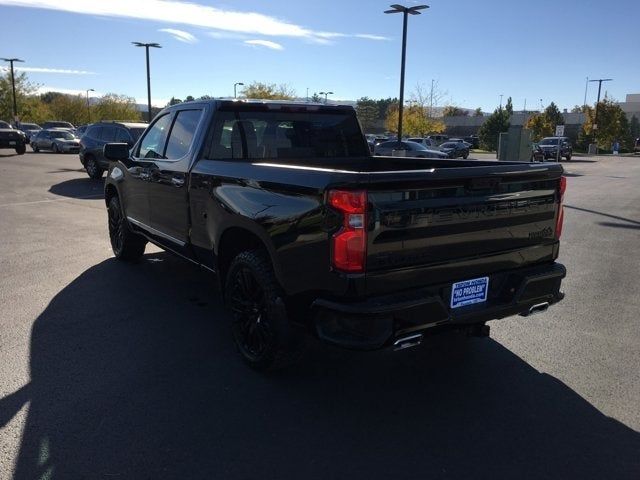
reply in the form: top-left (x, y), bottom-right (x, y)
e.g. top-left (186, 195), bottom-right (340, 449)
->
top-left (225, 250), bottom-right (303, 371)
top-left (85, 156), bottom-right (104, 180)
top-left (15, 144), bottom-right (26, 155)
top-left (107, 195), bottom-right (147, 261)
top-left (32, 144), bottom-right (39, 153)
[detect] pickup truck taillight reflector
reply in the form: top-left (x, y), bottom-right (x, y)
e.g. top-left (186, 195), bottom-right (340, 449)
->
top-left (328, 190), bottom-right (367, 273)
top-left (555, 176), bottom-right (566, 239)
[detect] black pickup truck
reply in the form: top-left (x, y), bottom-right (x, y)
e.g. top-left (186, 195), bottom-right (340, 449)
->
top-left (0, 120), bottom-right (27, 155)
top-left (103, 100), bottom-right (566, 370)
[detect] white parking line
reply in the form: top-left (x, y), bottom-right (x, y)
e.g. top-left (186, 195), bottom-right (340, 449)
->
top-left (0, 195), bottom-right (103, 208)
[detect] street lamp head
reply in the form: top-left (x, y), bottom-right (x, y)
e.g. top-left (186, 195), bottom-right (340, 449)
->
top-left (1, 58), bottom-right (24, 63)
top-left (132, 42), bottom-right (162, 48)
top-left (235, 82), bottom-right (244, 86)
top-left (88, 88), bottom-right (95, 92)
top-left (384, 4), bottom-right (429, 14)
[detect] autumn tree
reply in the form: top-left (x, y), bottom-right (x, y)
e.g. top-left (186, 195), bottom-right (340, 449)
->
top-left (240, 82), bottom-right (295, 100)
top-left (579, 98), bottom-right (633, 150)
top-left (385, 103), bottom-right (445, 137)
top-left (525, 101), bottom-right (565, 141)
top-left (93, 94), bottom-right (142, 122)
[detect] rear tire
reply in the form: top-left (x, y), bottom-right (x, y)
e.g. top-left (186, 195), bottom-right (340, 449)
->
top-left (225, 250), bottom-right (303, 371)
top-left (85, 156), bottom-right (104, 180)
top-left (15, 144), bottom-right (26, 155)
top-left (565, 154), bottom-right (571, 161)
top-left (32, 144), bottom-right (39, 153)
top-left (52, 144), bottom-right (59, 154)
top-left (107, 195), bottom-right (147, 261)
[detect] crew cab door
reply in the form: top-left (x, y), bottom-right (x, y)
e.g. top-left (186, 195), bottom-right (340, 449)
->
top-left (125, 113), bottom-right (173, 235)
top-left (145, 108), bottom-right (204, 256)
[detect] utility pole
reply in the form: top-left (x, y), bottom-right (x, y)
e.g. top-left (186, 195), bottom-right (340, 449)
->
top-left (583, 76), bottom-right (589, 109)
top-left (429, 78), bottom-right (434, 118)
top-left (499, 94), bottom-right (504, 110)
top-left (132, 42), bottom-right (162, 122)
top-left (385, 4), bottom-right (429, 146)
top-left (1, 58), bottom-right (25, 124)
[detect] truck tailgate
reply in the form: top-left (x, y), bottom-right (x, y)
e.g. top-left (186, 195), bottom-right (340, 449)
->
top-left (364, 163), bottom-right (563, 294)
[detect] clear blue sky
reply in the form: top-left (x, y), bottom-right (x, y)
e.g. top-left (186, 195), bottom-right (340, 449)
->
top-left (0, 0), bottom-right (638, 111)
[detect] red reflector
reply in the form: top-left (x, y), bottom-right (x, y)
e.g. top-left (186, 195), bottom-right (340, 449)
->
top-left (328, 190), bottom-right (367, 273)
top-left (559, 176), bottom-right (567, 196)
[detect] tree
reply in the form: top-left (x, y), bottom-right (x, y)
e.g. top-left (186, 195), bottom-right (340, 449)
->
top-left (442, 106), bottom-right (468, 117)
top-left (478, 107), bottom-right (509, 151)
top-left (46, 94), bottom-right (88, 125)
top-left (525, 101), bottom-right (565, 141)
top-left (167, 97), bottom-right (182, 106)
top-left (310, 92), bottom-right (322, 103)
top-left (355, 97), bottom-right (379, 132)
top-left (185, 95), bottom-right (195, 102)
top-left (504, 97), bottom-right (513, 116)
top-left (93, 93), bottom-right (142, 122)
top-left (473, 108), bottom-right (483, 117)
top-left (375, 97), bottom-right (398, 121)
top-left (0, 71), bottom-right (40, 123)
top-left (240, 82), bottom-right (295, 100)
top-left (578, 98), bottom-right (633, 151)
top-left (384, 103), bottom-right (445, 137)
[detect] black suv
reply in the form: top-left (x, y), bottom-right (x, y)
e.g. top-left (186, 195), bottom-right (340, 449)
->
top-left (79, 121), bottom-right (147, 179)
top-left (537, 136), bottom-right (572, 161)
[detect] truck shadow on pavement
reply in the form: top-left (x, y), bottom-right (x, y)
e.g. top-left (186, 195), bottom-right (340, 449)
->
top-left (2, 253), bottom-right (638, 479)
top-left (48, 178), bottom-right (104, 200)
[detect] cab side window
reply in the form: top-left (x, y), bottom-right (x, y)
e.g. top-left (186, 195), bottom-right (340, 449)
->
top-left (137, 114), bottom-right (172, 159)
top-left (164, 110), bottom-right (203, 160)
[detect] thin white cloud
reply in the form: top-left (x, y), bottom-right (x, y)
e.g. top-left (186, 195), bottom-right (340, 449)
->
top-left (244, 39), bottom-right (284, 51)
top-left (207, 31), bottom-right (248, 40)
top-left (355, 34), bottom-right (390, 41)
top-left (0, 66), bottom-right (95, 75)
top-left (0, 0), bottom-right (387, 44)
top-left (159, 28), bottom-right (197, 44)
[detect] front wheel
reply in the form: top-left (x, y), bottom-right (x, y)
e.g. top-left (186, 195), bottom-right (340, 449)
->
top-left (462, 152), bottom-right (469, 159)
top-left (15, 144), bottom-right (26, 155)
top-left (565, 154), bottom-right (571, 161)
top-left (32, 144), bottom-right (39, 152)
top-left (52, 143), bottom-right (59, 153)
top-left (108, 195), bottom-right (147, 261)
top-left (226, 250), bottom-right (303, 371)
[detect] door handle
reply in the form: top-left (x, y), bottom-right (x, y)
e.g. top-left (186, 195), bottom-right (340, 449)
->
top-left (171, 176), bottom-right (185, 187)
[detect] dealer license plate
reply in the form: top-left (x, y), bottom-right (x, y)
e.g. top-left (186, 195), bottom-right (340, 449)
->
top-left (450, 277), bottom-right (489, 309)
top-left (9, 141), bottom-right (16, 145)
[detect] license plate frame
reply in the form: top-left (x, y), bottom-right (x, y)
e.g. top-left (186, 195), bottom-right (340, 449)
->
top-left (450, 277), bottom-right (489, 309)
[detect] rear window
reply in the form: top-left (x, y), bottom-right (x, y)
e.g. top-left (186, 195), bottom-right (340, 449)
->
top-left (207, 109), bottom-right (368, 160)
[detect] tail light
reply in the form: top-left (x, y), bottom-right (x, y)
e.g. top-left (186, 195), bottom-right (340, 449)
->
top-left (555, 176), bottom-right (566, 239)
top-left (328, 190), bottom-right (367, 273)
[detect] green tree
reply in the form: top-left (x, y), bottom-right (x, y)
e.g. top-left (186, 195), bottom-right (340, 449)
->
top-left (240, 82), bottom-right (295, 100)
top-left (46, 94), bottom-right (88, 125)
top-left (167, 97), bottom-right (182, 106)
top-left (375, 97), bottom-right (398, 121)
top-left (525, 101), bottom-right (566, 141)
top-left (384, 103), bottom-right (445, 137)
top-left (504, 97), bottom-right (513, 116)
top-left (355, 97), bottom-right (379, 132)
top-left (478, 107), bottom-right (509, 151)
top-left (543, 102), bottom-right (564, 126)
top-left (93, 93), bottom-right (142, 122)
top-left (185, 95), bottom-right (195, 102)
top-left (473, 108), bottom-right (483, 117)
top-left (442, 106), bottom-right (468, 117)
top-left (310, 92), bottom-right (322, 103)
top-left (0, 71), bottom-right (39, 123)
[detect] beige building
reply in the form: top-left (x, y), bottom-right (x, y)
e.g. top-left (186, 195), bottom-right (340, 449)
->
top-left (618, 94), bottom-right (640, 119)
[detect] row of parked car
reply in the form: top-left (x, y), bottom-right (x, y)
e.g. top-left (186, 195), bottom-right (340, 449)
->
top-left (366, 134), bottom-right (478, 159)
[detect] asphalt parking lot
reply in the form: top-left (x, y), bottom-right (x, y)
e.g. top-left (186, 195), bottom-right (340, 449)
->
top-left (0, 151), bottom-right (639, 479)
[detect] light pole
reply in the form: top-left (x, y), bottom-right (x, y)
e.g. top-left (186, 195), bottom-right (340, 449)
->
top-left (499, 94), bottom-right (504, 110)
top-left (85, 88), bottom-right (94, 123)
top-left (583, 76), bottom-right (589, 109)
top-left (588, 78), bottom-right (613, 134)
top-left (132, 42), bottom-right (162, 122)
top-left (234, 82), bottom-right (244, 98)
top-left (1, 57), bottom-right (25, 123)
top-left (384, 4), bottom-right (429, 145)
top-left (319, 91), bottom-right (333, 104)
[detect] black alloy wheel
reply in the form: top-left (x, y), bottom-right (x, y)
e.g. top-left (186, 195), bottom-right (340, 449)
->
top-left (107, 196), bottom-right (146, 261)
top-left (225, 250), bottom-right (302, 371)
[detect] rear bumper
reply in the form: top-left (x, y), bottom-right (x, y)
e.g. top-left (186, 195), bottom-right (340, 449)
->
top-left (312, 262), bottom-right (566, 350)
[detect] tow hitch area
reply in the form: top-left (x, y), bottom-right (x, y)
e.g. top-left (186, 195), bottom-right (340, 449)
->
top-left (393, 333), bottom-right (423, 351)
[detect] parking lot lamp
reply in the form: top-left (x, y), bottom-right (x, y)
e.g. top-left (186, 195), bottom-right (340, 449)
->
top-left (1, 58), bottom-right (25, 123)
top-left (85, 88), bottom-right (94, 123)
top-left (234, 82), bottom-right (244, 99)
top-left (132, 42), bottom-right (162, 122)
top-left (588, 78), bottom-right (613, 134)
top-left (384, 4), bottom-right (429, 145)
top-left (319, 91), bottom-right (334, 104)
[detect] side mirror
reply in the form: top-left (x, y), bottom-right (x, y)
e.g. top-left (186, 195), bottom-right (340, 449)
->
top-left (104, 143), bottom-right (130, 161)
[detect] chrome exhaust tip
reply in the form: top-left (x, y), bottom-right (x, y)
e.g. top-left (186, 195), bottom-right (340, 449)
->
top-left (520, 302), bottom-right (550, 317)
top-left (393, 333), bottom-right (423, 351)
